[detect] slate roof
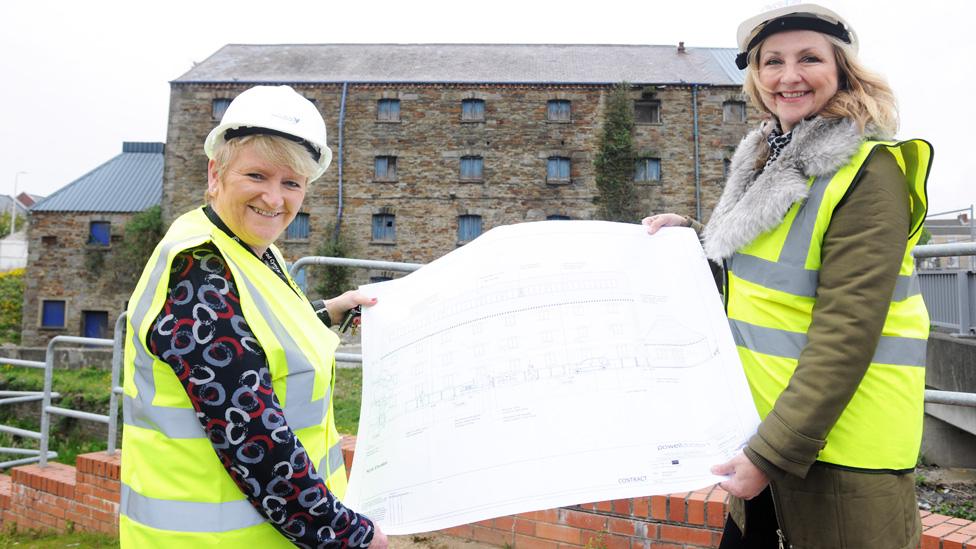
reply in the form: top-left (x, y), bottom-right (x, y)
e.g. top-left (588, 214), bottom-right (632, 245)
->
top-left (32, 142), bottom-right (163, 213)
top-left (174, 44), bottom-right (744, 86)
top-left (927, 218), bottom-right (976, 238)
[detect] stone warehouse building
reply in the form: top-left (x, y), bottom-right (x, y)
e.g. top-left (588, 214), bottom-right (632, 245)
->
top-left (20, 142), bottom-right (163, 346)
top-left (166, 44), bottom-right (760, 280)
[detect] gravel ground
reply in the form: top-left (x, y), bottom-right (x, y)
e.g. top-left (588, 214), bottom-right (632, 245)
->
top-left (389, 533), bottom-right (498, 549)
top-left (916, 465), bottom-right (976, 520)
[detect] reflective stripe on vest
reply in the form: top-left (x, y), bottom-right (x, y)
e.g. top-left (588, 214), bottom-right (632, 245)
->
top-left (729, 319), bottom-right (926, 367)
top-left (726, 139), bottom-right (932, 471)
top-left (120, 208), bottom-right (346, 543)
top-left (120, 441), bottom-right (345, 532)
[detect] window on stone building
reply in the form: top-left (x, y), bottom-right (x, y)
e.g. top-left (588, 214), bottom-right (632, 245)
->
top-left (286, 212), bottom-right (310, 240)
top-left (82, 310), bottom-right (109, 339)
top-left (547, 100), bottom-right (571, 122)
top-left (41, 235), bottom-right (57, 246)
top-left (374, 156), bottom-right (398, 181)
top-left (458, 215), bottom-right (483, 243)
top-left (41, 300), bottom-right (66, 329)
top-left (723, 100), bottom-right (747, 123)
top-left (634, 158), bottom-right (662, 182)
top-left (461, 99), bottom-right (485, 121)
top-left (89, 221), bottom-right (111, 246)
top-left (212, 98), bottom-right (232, 120)
top-left (377, 99), bottom-right (401, 122)
top-left (547, 156), bottom-right (571, 183)
top-left (634, 100), bottom-right (661, 124)
top-left (547, 215), bottom-right (571, 221)
top-left (372, 214), bottom-right (396, 242)
top-left (460, 156), bottom-right (484, 181)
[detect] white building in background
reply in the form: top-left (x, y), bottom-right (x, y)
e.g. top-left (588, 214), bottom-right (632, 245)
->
top-left (922, 213), bottom-right (976, 270)
top-left (0, 230), bottom-right (27, 271)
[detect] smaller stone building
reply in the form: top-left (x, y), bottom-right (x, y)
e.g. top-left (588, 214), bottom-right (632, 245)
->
top-left (21, 142), bottom-right (163, 346)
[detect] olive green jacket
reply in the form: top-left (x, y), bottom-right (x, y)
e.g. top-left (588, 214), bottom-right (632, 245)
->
top-left (704, 118), bottom-right (922, 549)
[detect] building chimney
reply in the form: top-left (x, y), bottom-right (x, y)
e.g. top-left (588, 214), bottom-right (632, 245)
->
top-left (678, 41), bottom-right (686, 53)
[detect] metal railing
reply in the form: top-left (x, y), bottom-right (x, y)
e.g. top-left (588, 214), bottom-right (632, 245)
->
top-left (0, 312), bottom-right (125, 468)
top-left (914, 242), bottom-right (976, 335)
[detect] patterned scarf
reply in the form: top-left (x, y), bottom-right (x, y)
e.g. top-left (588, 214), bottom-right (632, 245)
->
top-left (764, 126), bottom-right (794, 170)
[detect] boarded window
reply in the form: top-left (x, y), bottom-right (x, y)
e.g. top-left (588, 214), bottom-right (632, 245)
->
top-left (723, 100), bottom-right (747, 123)
top-left (547, 157), bottom-right (571, 182)
top-left (41, 300), bottom-right (66, 328)
top-left (635, 100), bottom-right (661, 124)
top-left (374, 156), bottom-right (398, 181)
top-left (547, 100), bottom-right (571, 122)
top-left (634, 158), bottom-right (662, 182)
top-left (461, 99), bottom-right (485, 121)
top-left (458, 215), bottom-right (483, 242)
top-left (286, 213), bottom-right (310, 240)
top-left (89, 221), bottom-right (110, 246)
top-left (460, 156), bottom-right (484, 180)
top-left (372, 214), bottom-right (396, 241)
top-left (212, 98), bottom-right (232, 120)
top-left (377, 99), bottom-right (401, 121)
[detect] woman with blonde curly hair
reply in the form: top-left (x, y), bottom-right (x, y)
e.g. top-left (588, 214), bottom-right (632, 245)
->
top-left (645, 4), bottom-right (932, 548)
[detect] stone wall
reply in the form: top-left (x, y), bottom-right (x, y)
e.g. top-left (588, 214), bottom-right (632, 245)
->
top-left (164, 83), bottom-right (761, 290)
top-left (21, 211), bottom-right (135, 347)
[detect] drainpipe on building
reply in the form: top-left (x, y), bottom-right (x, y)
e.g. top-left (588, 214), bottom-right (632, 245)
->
top-left (692, 84), bottom-right (702, 221)
top-left (333, 82), bottom-right (349, 243)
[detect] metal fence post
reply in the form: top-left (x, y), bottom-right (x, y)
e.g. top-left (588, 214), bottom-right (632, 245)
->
top-left (107, 312), bottom-right (126, 454)
top-left (38, 338), bottom-right (57, 467)
top-left (957, 271), bottom-right (972, 336)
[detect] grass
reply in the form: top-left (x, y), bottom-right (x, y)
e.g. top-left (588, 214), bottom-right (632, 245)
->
top-left (0, 364), bottom-right (114, 407)
top-left (0, 529), bottom-right (118, 548)
top-left (0, 364), bottom-right (116, 467)
top-left (333, 367), bottom-right (363, 435)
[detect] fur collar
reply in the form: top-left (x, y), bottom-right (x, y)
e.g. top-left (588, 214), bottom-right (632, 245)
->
top-left (703, 117), bottom-right (873, 261)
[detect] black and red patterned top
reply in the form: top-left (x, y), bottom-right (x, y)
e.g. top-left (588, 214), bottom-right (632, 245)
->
top-left (147, 208), bottom-right (375, 548)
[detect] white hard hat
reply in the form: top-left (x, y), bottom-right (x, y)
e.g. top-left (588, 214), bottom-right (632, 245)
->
top-left (204, 85), bottom-right (333, 180)
top-left (735, 3), bottom-right (857, 70)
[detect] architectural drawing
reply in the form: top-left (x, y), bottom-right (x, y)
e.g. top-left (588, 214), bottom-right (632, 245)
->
top-left (344, 222), bottom-right (760, 534)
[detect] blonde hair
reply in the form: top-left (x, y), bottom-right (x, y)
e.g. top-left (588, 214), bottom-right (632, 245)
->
top-left (742, 35), bottom-right (898, 137)
top-left (206, 134), bottom-right (319, 203)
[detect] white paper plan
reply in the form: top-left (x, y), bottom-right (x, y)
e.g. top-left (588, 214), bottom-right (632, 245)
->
top-left (344, 221), bottom-right (760, 535)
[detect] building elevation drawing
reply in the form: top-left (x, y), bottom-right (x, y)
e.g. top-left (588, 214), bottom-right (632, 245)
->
top-left (344, 221), bottom-right (759, 534)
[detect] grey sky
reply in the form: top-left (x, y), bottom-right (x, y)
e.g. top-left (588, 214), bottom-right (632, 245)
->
top-left (0, 0), bottom-right (970, 215)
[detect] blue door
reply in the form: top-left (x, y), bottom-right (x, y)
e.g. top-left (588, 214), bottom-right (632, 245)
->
top-left (82, 311), bottom-right (109, 339)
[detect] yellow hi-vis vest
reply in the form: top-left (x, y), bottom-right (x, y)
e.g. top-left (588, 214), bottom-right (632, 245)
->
top-left (727, 140), bottom-right (932, 471)
top-left (120, 207), bottom-right (347, 547)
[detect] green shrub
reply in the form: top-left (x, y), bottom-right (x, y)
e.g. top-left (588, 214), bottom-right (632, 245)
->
top-left (0, 268), bottom-right (24, 344)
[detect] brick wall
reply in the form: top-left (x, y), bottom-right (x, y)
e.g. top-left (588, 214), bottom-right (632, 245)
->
top-left (0, 443), bottom-right (973, 547)
top-left (164, 83), bottom-right (761, 288)
top-left (1, 452), bottom-right (119, 535)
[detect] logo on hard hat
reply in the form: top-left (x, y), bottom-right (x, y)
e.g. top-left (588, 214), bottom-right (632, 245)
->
top-left (272, 113), bottom-right (301, 125)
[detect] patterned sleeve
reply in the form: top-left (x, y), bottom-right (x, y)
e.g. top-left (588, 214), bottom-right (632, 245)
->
top-left (148, 242), bottom-right (375, 548)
